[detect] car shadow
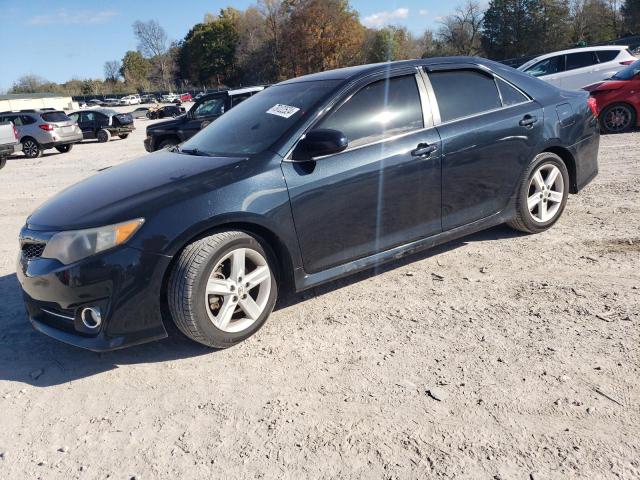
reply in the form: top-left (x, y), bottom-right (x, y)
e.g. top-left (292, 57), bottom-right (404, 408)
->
top-left (0, 273), bottom-right (211, 388)
top-left (0, 225), bottom-right (523, 387)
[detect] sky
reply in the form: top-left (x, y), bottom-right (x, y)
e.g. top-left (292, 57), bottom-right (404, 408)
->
top-left (0, 0), bottom-right (472, 92)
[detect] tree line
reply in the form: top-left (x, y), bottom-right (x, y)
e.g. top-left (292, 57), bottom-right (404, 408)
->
top-left (10, 0), bottom-right (640, 96)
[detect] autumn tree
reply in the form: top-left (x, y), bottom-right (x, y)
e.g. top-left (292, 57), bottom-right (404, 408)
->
top-left (133, 20), bottom-right (175, 90)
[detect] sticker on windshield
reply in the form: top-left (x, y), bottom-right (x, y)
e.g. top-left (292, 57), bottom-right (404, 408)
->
top-left (266, 104), bottom-right (300, 118)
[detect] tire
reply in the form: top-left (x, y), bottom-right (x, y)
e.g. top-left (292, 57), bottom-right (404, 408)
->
top-left (55, 144), bottom-right (73, 153)
top-left (159, 139), bottom-right (178, 149)
top-left (168, 231), bottom-right (278, 348)
top-left (599, 103), bottom-right (636, 134)
top-left (0, 157), bottom-right (6, 170)
top-left (118, 134), bottom-right (129, 139)
top-left (507, 152), bottom-right (570, 234)
top-left (97, 129), bottom-right (111, 143)
top-left (22, 138), bottom-right (42, 158)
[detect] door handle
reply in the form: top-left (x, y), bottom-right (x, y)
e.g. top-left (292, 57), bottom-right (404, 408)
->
top-left (519, 115), bottom-right (538, 127)
top-left (411, 143), bottom-right (437, 157)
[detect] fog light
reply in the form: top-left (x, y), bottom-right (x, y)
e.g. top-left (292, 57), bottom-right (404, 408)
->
top-left (80, 307), bottom-right (102, 329)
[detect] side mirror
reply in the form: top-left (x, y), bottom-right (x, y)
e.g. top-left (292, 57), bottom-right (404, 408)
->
top-left (293, 129), bottom-right (348, 160)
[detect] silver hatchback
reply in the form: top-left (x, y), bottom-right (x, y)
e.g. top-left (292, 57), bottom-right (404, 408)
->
top-left (0, 109), bottom-right (83, 158)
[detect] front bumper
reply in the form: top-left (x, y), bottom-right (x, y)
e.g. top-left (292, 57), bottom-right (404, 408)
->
top-left (17, 234), bottom-right (172, 351)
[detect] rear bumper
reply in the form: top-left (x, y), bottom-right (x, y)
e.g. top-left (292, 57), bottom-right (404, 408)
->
top-left (17, 237), bottom-right (171, 352)
top-left (41, 132), bottom-right (84, 149)
top-left (570, 130), bottom-right (600, 192)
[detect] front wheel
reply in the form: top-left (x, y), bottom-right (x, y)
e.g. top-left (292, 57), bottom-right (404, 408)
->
top-left (168, 231), bottom-right (278, 348)
top-left (600, 103), bottom-right (636, 134)
top-left (507, 152), bottom-right (569, 234)
top-left (55, 144), bottom-right (73, 153)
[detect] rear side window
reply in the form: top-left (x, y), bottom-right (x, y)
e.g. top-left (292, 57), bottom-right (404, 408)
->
top-left (526, 56), bottom-right (565, 77)
top-left (318, 75), bottom-right (424, 148)
top-left (496, 78), bottom-right (528, 106)
top-left (22, 115), bottom-right (36, 125)
top-left (41, 111), bottom-right (70, 122)
top-left (566, 51), bottom-right (598, 70)
top-left (429, 70), bottom-right (502, 122)
top-left (596, 50), bottom-right (620, 63)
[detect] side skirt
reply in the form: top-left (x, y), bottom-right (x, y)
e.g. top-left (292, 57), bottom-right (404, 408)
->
top-left (293, 209), bottom-right (513, 291)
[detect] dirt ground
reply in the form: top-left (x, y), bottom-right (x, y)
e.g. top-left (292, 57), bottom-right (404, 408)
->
top-left (0, 111), bottom-right (638, 479)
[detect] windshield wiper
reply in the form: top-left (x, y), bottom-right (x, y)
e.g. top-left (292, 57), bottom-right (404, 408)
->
top-left (176, 146), bottom-right (210, 156)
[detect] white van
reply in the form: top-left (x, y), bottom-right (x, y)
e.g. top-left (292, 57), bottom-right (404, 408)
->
top-left (518, 46), bottom-right (636, 90)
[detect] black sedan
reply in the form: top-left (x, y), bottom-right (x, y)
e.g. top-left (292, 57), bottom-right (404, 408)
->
top-left (17, 57), bottom-right (599, 351)
top-left (146, 105), bottom-right (185, 119)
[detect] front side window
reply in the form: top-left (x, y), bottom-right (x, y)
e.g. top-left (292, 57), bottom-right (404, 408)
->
top-left (526, 56), bottom-right (564, 77)
top-left (193, 98), bottom-right (225, 118)
top-left (429, 70), bottom-right (502, 122)
top-left (81, 112), bottom-right (96, 122)
top-left (317, 75), bottom-right (424, 149)
top-left (566, 52), bottom-right (598, 71)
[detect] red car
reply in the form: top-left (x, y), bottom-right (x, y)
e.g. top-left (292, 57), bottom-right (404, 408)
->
top-left (179, 93), bottom-right (192, 102)
top-left (584, 59), bottom-right (640, 133)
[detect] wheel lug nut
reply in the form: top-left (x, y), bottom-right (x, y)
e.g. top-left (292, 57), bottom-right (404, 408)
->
top-left (232, 296), bottom-right (238, 302)
top-left (230, 285), bottom-right (235, 291)
top-left (242, 294), bottom-right (247, 299)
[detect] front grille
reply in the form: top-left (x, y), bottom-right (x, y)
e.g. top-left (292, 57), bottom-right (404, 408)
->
top-left (22, 242), bottom-right (46, 260)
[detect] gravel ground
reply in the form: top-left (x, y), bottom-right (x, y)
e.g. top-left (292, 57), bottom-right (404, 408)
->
top-left (0, 113), bottom-right (638, 479)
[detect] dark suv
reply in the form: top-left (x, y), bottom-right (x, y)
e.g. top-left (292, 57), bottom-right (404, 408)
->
top-left (67, 108), bottom-right (135, 143)
top-left (144, 86), bottom-right (264, 151)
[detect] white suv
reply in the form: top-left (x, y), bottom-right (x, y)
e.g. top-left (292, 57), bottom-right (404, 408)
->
top-left (120, 94), bottom-right (141, 105)
top-left (518, 46), bottom-right (636, 90)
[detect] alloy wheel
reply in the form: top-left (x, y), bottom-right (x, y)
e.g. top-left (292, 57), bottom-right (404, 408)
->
top-left (603, 105), bottom-right (632, 132)
top-left (204, 247), bottom-right (272, 333)
top-left (23, 140), bottom-right (39, 157)
top-left (527, 164), bottom-right (564, 223)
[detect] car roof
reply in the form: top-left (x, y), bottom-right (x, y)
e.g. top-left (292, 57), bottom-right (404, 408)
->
top-left (228, 86), bottom-right (265, 96)
top-left (278, 57), bottom-right (506, 85)
top-left (521, 45), bottom-right (629, 66)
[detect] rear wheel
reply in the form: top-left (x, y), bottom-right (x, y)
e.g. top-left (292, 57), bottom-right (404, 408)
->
top-left (508, 152), bottom-right (569, 234)
top-left (97, 129), bottom-right (111, 143)
top-left (118, 134), bottom-right (129, 139)
top-left (22, 138), bottom-right (41, 158)
top-left (55, 144), bottom-right (73, 153)
top-left (600, 103), bottom-right (636, 134)
top-left (0, 157), bottom-right (6, 170)
top-left (168, 231), bottom-right (278, 348)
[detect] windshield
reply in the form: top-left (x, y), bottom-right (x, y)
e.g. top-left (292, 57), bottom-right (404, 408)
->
top-left (181, 80), bottom-right (340, 156)
top-left (611, 59), bottom-right (640, 80)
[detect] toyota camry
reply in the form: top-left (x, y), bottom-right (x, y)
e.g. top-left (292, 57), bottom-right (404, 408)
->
top-left (17, 57), bottom-right (599, 351)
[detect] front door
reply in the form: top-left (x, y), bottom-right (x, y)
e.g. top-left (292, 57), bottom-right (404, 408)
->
top-left (425, 67), bottom-right (544, 230)
top-left (282, 73), bottom-right (442, 274)
top-left (78, 111), bottom-right (97, 139)
top-left (181, 96), bottom-right (226, 140)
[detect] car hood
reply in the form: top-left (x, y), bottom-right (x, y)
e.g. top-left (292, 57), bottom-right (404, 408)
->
top-left (583, 79), bottom-right (627, 92)
top-left (146, 115), bottom-right (186, 131)
top-left (27, 150), bottom-right (245, 231)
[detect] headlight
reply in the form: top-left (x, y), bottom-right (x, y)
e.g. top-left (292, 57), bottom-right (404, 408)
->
top-left (42, 218), bottom-right (144, 264)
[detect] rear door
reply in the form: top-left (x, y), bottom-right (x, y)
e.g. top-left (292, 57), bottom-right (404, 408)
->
top-left (78, 112), bottom-right (97, 138)
top-left (282, 71), bottom-right (442, 274)
top-left (425, 66), bottom-right (544, 230)
top-left (558, 51), bottom-right (600, 89)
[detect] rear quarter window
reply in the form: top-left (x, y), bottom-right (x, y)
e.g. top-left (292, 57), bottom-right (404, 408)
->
top-left (41, 111), bottom-right (71, 122)
top-left (596, 50), bottom-right (621, 63)
top-left (429, 70), bottom-right (502, 122)
top-left (496, 78), bottom-right (529, 106)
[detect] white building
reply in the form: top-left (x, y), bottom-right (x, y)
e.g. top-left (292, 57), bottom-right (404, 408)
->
top-left (0, 93), bottom-right (75, 112)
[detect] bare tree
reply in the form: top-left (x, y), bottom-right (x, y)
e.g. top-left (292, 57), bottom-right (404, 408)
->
top-left (132, 20), bottom-right (173, 90)
top-left (438, 0), bottom-right (484, 56)
top-left (103, 60), bottom-right (121, 82)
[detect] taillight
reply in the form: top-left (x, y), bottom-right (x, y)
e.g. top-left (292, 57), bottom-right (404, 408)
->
top-left (620, 60), bottom-right (634, 65)
top-left (38, 124), bottom-right (54, 131)
top-left (12, 125), bottom-right (18, 140)
top-left (587, 96), bottom-right (599, 116)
